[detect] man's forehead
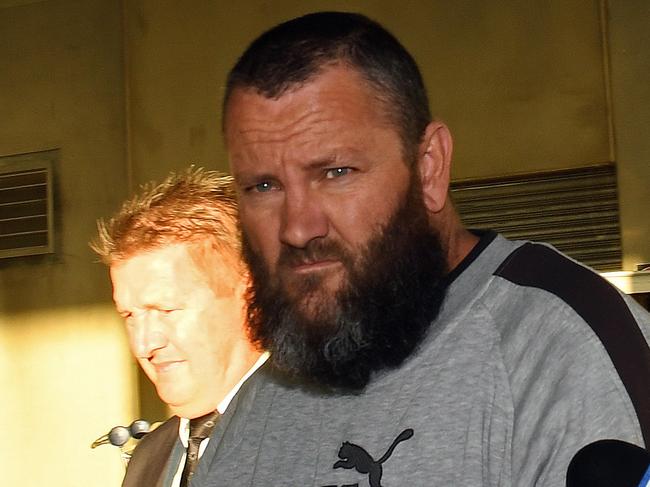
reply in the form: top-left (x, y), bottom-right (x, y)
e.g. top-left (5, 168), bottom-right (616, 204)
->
top-left (110, 241), bottom-right (239, 297)
top-left (226, 65), bottom-right (386, 125)
top-left (226, 70), bottom-right (396, 160)
top-left (110, 241), bottom-right (213, 279)
top-left (227, 60), bottom-right (350, 105)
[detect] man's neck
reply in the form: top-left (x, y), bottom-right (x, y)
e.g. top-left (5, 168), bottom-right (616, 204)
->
top-left (432, 203), bottom-right (480, 272)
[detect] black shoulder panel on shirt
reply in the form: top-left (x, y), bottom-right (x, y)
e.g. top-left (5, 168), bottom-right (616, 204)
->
top-left (495, 242), bottom-right (650, 446)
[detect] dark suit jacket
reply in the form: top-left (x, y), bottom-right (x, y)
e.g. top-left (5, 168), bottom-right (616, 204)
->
top-left (122, 416), bottom-right (180, 487)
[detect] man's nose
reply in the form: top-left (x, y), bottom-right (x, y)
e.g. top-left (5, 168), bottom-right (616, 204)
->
top-left (131, 312), bottom-right (167, 359)
top-left (279, 188), bottom-right (329, 248)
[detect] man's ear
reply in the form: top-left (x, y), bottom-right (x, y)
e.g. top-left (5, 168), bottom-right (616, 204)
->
top-left (417, 121), bottom-right (453, 214)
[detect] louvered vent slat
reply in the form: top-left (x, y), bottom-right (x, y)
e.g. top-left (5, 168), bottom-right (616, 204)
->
top-left (455, 188), bottom-right (617, 208)
top-left (451, 164), bottom-right (621, 271)
top-left (0, 151), bottom-right (55, 258)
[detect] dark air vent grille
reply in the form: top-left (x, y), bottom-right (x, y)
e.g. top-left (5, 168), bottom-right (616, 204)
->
top-left (450, 164), bottom-right (621, 271)
top-left (0, 151), bottom-right (54, 258)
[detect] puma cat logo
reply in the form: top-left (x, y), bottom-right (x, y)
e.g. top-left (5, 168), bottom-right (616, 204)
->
top-left (332, 428), bottom-right (414, 487)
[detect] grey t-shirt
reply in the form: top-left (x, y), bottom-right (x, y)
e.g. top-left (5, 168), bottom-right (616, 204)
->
top-left (193, 233), bottom-right (650, 486)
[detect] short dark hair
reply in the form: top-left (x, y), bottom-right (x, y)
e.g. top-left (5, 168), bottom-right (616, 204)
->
top-left (223, 11), bottom-right (432, 163)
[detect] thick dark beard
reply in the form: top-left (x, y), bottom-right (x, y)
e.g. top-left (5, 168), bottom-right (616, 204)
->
top-left (242, 177), bottom-right (448, 390)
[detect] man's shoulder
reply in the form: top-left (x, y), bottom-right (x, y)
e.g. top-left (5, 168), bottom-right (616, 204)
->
top-left (480, 238), bottom-right (648, 369)
top-left (478, 238), bottom-right (630, 325)
top-left (483, 239), bottom-right (650, 444)
top-left (493, 240), bottom-right (614, 300)
top-left (486, 240), bottom-right (649, 348)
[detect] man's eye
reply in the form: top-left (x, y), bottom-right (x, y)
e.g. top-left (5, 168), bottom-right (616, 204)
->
top-left (253, 181), bottom-right (274, 192)
top-left (325, 167), bottom-right (352, 179)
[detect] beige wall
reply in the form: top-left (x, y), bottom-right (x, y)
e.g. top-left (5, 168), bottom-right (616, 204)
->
top-left (607, 0), bottom-right (650, 269)
top-left (0, 1), bottom-right (136, 485)
top-left (124, 0), bottom-right (613, 182)
top-left (0, 306), bottom-right (135, 485)
top-left (0, 1), bottom-right (648, 486)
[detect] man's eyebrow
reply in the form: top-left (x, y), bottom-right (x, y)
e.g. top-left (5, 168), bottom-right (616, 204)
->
top-left (305, 156), bottom-right (339, 170)
top-left (233, 158), bottom-right (335, 178)
top-left (233, 172), bottom-right (277, 186)
top-left (304, 151), bottom-right (359, 172)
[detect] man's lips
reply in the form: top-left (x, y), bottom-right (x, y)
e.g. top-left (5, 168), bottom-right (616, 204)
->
top-left (290, 259), bottom-right (342, 273)
top-left (150, 360), bottom-right (185, 373)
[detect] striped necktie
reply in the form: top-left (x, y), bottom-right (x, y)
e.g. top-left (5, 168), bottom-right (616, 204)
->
top-left (179, 410), bottom-right (219, 487)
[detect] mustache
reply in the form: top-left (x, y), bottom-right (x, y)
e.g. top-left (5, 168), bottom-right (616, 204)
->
top-left (277, 238), bottom-right (354, 269)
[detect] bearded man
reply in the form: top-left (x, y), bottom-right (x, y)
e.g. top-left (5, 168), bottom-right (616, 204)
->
top-left (193, 12), bottom-right (650, 486)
